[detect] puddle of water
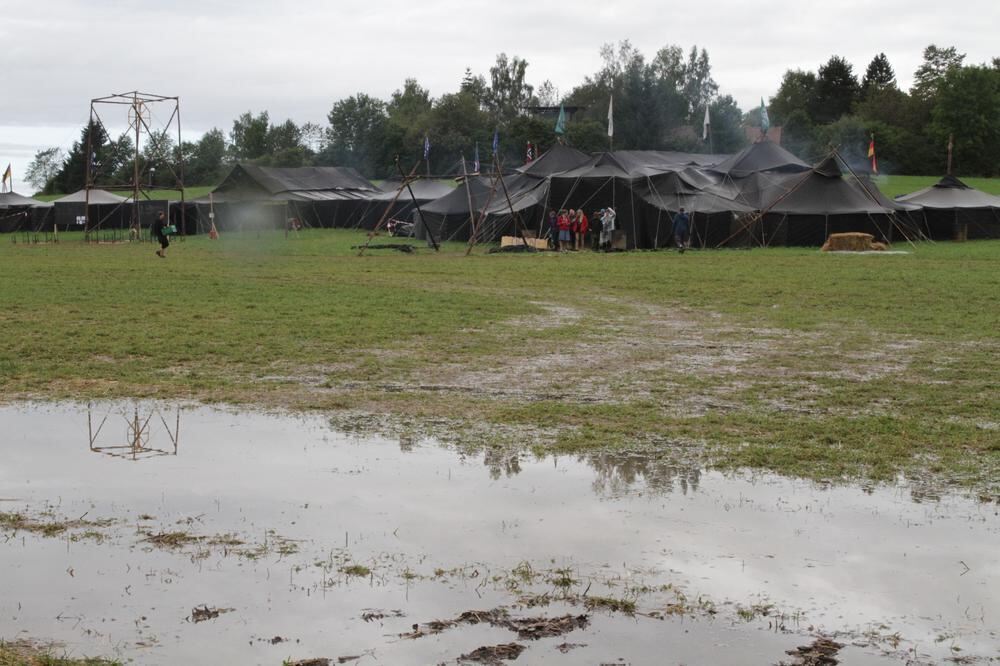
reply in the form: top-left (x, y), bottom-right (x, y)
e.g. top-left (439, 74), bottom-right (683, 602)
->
top-left (0, 402), bottom-right (997, 665)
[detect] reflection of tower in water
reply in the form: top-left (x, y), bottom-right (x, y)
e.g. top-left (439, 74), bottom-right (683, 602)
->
top-left (87, 402), bottom-right (179, 460)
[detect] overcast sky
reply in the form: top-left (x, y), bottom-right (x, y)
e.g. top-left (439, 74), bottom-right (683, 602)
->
top-left (2, 0), bottom-right (998, 190)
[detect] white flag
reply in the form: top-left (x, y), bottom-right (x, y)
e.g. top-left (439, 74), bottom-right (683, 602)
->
top-left (702, 106), bottom-right (711, 141)
top-left (607, 95), bottom-right (614, 138)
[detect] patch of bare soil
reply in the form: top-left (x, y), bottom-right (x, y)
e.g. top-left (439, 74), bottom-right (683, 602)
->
top-left (367, 299), bottom-right (926, 420)
top-left (459, 642), bottom-right (526, 664)
top-left (401, 608), bottom-right (589, 642)
top-left (780, 636), bottom-right (845, 665)
top-left (189, 605), bottom-right (235, 623)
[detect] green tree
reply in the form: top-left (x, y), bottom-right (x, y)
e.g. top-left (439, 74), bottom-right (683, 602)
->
top-left (49, 121), bottom-right (111, 194)
top-left (911, 44), bottom-right (965, 101)
top-left (860, 53), bottom-right (897, 99)
top-left (813, 115), bottom-right (870, 165)
top-left (769, 69), bottom-right (819, 125)
top-left (323, 93), bottom-right (389, 177)
top-left (814, 56), bottom-right (859, 123)
top-left (930, 65), bottom-right (1000, 175)
top-left (707, 95), bottom-right (746, 154)
top-left (681, 46), bottom-right (719, 120)
top-left (460, 67), bottom-right (488, 107)
top-left (565, 119), bottom-right (609, 153)
top-left (485, 53), bottom-right (534, 124)
top-left (534, 80), bottom-right (559, 107)
top-left (229, 111), bottom-right (271, 161)
top-left (24, 147), bottom-right (64, 193)
top-left (183, 128), bottom-right (227, 185)
top-left (424, 91), bottom-right (490, 173)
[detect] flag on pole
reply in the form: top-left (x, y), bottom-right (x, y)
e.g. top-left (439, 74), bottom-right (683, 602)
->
top-left (702, 106), bottom-right (711, 141)
top-left (868, 134), bottom-right (878, 174)
top-left (473, 143), bottom-right (480, 174)
top-left (492, 129), bottom-right (499, 155)
top-left (759, 98), bottom-right (770, 135)
top-left (1, 163), bottom-right (11, 190)
top-left (607, 95), bottom-right (614, 138)
top-left (423, 135), bottom-right (431, 161)
top-left (525, 141), bottom-right (535, 163)
top-left (554, 104), bottom-right (567, 135)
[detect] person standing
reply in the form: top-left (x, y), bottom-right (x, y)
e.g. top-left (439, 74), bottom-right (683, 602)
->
top-left (600, 207), bottom-right (616, 250)
top-left (671, 207), bottom-right (691, 253)
top-left (575, 209), bottom-right (589, 251)
top-left (547, 210), bottom-right (559, 250)
top-left (557, 209), bottom-right (571, 251)
top-left (152, 210), bottom-right (169, 258)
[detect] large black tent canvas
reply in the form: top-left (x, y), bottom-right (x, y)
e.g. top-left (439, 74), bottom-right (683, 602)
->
top-left (53, 189), bottom-right (131, 231)
top-left (897, 175), bottom-right (1000, 239)
top-left (0, 191), bottom-right (53, 232)
top-left (199, 164), bottom-right (381, 231)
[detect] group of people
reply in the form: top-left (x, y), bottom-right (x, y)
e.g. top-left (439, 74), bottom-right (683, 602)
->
top-left (547, 207), bottom-right (617, 252)
top-left (545, 205), bottom-right (692, 252)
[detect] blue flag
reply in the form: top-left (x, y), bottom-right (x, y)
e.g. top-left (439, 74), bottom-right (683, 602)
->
top-left (423, 135), bottom-right (430, 160)
top-left (492, 129), bottom-right (499, 156)
top-left (554, 104), bottom-right (567, 135)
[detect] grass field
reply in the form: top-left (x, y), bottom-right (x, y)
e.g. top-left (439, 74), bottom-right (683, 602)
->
top-left (875, 174), bottom-right (1000, 198)
top-left (1, 231), bottom-right (998, 493)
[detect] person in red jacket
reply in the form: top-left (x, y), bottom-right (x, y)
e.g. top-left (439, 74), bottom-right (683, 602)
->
top-left (575, 210), bottom-right (589, 251)
top-left (557, 209), bottom-right (571, 251)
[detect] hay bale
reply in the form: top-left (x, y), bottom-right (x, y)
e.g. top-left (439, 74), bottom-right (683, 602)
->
top-left (821, 232), bottom-right (886, 252)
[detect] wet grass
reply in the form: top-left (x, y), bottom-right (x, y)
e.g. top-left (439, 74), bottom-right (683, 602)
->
top-left (1, 230), bottom-right (998, 491)
top-left (875, 174), bottom-right (1000, 198)
top-left (0, 641), bottom-right (120, 666)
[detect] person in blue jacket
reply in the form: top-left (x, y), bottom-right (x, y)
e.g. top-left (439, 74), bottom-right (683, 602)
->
top-left (671, 207), bottom-right (691, 253)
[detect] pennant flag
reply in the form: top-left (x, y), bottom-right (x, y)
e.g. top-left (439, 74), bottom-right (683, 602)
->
top-left (473, 143), bottom-right (480, 174)
top-left (1, 163), bottom-right (11, 188)
top-left (554, 104), bottom-right (567, 135)
top-left (607, 95), bottom-right (614, 138)
top-left (702, 106), bottom-right (711, 141)
top-left (868, 134), bottom-right (878, 174)
top-left (525, 141), bottom-right (535, 163)
top-left (759, 98), bottom-right (770, 135)
top-left (423, 135), bottom-right (431, 161)
top-left (492, 129), bottom-right (499, 155)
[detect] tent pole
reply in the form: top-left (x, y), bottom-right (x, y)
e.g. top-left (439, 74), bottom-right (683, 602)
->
top-left (460, 155), bottom-right (479, 252)
top-left (359, 162), bottom-right (418, 256)
top-left (396, 157), bottom-right (439, 251)
top-left (493, 153), bottom-right (534, 251)
top-left (466, 169), bottom-right (501, 254)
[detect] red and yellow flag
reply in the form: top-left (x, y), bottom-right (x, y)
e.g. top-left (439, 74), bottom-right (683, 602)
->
top-left (867, 136), bottom-right (878, 174)
top-left (1, 163), bottom-right (11, 186)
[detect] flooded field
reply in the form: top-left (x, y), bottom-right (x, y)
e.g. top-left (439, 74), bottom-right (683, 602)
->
top-left (0, 402), bottom-right (997, 665)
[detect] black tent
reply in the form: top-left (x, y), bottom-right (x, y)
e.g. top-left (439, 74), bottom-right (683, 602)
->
top-left (195, 164), bottom-right (381, 231)
top-left (0, 192), bottom-right (53, 233)
top-left (357, 178), bottom-right (457, 230)
top-left (896, 175), bottom-right (1000, 240)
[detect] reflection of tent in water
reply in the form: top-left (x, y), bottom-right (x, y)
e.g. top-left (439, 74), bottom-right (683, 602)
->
top-left (896, 175), bottom-right (1000, 240)
top-left (88, 403), bottom-right (179, 461)
top-left (188, 164), bottom-right (380, 232)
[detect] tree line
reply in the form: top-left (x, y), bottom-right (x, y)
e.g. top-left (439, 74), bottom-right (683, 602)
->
top-left (24, 42), bottom-right (1000, 193)
top-left (770, 46), bottom-right (1000, 175)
